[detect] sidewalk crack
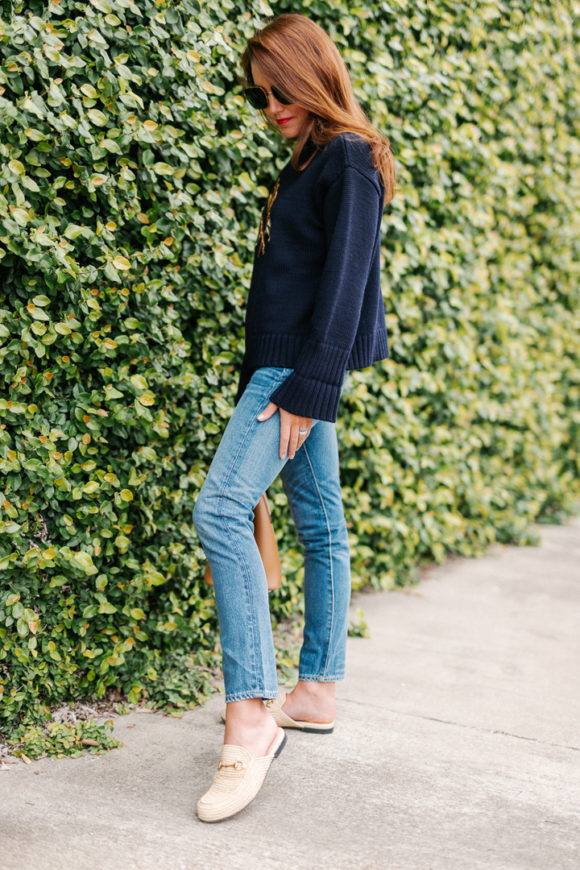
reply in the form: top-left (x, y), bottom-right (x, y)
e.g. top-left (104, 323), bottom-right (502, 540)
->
top-left (342, 698), bottom-right (579, 752)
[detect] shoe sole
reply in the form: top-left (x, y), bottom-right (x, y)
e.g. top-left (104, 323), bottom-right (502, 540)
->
top-left (293, 723), bottom-right (334, 734)
top-left (220, 706), bottom-right (335, 734)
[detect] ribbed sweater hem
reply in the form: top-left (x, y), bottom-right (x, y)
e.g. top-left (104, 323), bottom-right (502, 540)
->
top-left (244, 329), bottom-right (389, 372)
top-left (241, 329), bottom-right (389, 422)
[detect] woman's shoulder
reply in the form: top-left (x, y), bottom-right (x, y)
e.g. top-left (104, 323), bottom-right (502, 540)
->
top-left (319, 133), bottom-right (381, 190)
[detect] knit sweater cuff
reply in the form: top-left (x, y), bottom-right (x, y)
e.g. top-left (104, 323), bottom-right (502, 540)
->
top-left (270, 371), bottom-right (342, 423)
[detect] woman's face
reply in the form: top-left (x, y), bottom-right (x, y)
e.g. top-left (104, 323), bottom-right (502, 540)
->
top-left (250, 61), bottom-right (310, 140)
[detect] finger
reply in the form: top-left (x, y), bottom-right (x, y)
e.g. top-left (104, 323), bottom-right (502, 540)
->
top-left (257, 401), bottom-right (278, 422)
top-left (287, 424), bottom-right (300, 460)
top-left (279, 416), bottom-right (291, 460)
top-left (297, 420), bottom-right (312, 443)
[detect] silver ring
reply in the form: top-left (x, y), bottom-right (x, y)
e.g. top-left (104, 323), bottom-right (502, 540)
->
top-left (298, 428), bottom-right (308, 435)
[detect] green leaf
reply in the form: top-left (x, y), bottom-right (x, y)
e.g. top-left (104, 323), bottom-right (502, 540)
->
top-left (71, 552), bottom-right (98, 575)
top-left (153, 162), bottom-right (174, 176)
top-left (8, 159), bottom-right (25, 175)
top-left (21, 176), bottom-right (41, 192)
top-left (22, 97), bottom-right (45, 119)
top-left (11, 208), bottom-right (31, 226)
top-left (144, 570), bottom-right (167, 587)
top-left (87, 109), bottom-right (108, 127)
top-left (90, 0), bottom-right (112, 14)
top-left (130, 608), bottom-right (146, 620)
top-left (80, 83), bottom-right (99, 99)
top-left (112, 256), bottom-right (130, 270)
top-left (64, 224), bottom-right (88, 240)
top-left (29, 307), bottom-right (50, 321)
top-left (100, 139), bottom-right (121, 153)
top-left (105, 385), bottom-right (124, 399)
top-left (130, 374), bottom-right (148, 390)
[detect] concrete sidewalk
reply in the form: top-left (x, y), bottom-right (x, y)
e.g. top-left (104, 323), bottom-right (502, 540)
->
top-left (1, 519), bottom-right (579, 870)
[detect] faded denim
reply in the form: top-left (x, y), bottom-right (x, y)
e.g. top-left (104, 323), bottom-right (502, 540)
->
top-left (193, 367), bottom-right (351, 703)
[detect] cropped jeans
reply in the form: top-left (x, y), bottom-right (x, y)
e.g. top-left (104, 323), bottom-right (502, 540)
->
top-left (193, 367), bottom-right (351, 703)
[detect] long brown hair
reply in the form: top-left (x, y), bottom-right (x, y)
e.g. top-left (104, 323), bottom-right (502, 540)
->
top-left (241, 14), bottom-right (396, 205)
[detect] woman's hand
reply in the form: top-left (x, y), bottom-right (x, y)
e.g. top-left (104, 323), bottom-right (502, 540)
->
top-left (258, 402), bottom-right (312, 460)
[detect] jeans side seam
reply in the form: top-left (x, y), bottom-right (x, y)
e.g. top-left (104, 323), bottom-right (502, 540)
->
top-left (302, 440), bottom-right (335, 678)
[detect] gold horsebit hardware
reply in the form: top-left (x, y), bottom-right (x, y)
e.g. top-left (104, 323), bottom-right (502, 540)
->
top-left (217, 760), bottom-right (246, 771)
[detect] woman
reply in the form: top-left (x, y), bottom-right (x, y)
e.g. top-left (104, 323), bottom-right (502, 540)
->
top-left (193, 13), bottom-right (395, 822)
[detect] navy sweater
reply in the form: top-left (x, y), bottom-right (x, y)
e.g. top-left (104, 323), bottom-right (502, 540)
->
top-left (235, 132), bottom-right (389, 423)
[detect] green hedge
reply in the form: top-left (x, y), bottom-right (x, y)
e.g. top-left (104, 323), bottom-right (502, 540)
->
top-left (1, 0), bottom-right (578, 753)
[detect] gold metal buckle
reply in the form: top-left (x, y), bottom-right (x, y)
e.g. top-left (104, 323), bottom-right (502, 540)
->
top-left (217, 760), bottom-right (245, 771)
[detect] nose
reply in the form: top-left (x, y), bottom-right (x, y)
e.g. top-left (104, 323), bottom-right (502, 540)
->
top-left (267, 94), bottom-right (285, 114)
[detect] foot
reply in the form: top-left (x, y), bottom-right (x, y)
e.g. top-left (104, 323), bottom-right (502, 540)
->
top-left (281, 681), bottom-right (336, 725)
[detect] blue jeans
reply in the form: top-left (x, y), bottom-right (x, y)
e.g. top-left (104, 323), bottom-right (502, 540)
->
top-left (193, 367), bottom-right (351, 703)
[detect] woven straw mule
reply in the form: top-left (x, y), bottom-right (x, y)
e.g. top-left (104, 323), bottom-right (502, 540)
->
top-left (265, 692), bottom-right (335, 733)
top-left (197, 728), bottom-right (286, 823)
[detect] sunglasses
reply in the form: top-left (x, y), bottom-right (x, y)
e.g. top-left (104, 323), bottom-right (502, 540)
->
top-left (243, 85), bottom-right (293, 110)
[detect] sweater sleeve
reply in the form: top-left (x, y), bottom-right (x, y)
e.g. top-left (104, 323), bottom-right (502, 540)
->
top-left (269, 166), bottom-right (383, 422)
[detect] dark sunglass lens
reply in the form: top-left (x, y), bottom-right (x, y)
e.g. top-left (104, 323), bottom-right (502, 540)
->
top-left (272, 86), bottom-right (292, 105)
top-left (244, 87), bottom-right (268, 109)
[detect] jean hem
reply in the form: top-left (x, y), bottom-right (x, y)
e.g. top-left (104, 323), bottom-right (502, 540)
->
top-left (298, 674), bottom-right (345, 682)
top-left (225, 690), bottom-right (279, 703)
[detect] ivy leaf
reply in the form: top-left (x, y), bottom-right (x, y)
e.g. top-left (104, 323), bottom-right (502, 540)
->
top-left (112, 255), bottom-right (131, 270)
top-left (87, 108), bottom-right (108, 126)
top-left (71, 552), bottom-right (98, 575)
top-left (8, 159), bottom-right (25, 175)
top-left (80, 83), bottom-right (99, 98)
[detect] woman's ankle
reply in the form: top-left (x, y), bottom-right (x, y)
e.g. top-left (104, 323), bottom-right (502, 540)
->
top-left (295, 679), bottom-right (336, 698)
top-left (226, 697), bottom-right (269, 723)
top-left (283, 681), bottom-right (336, 722)
top-left (224, 698), bottom-right (277, 753)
